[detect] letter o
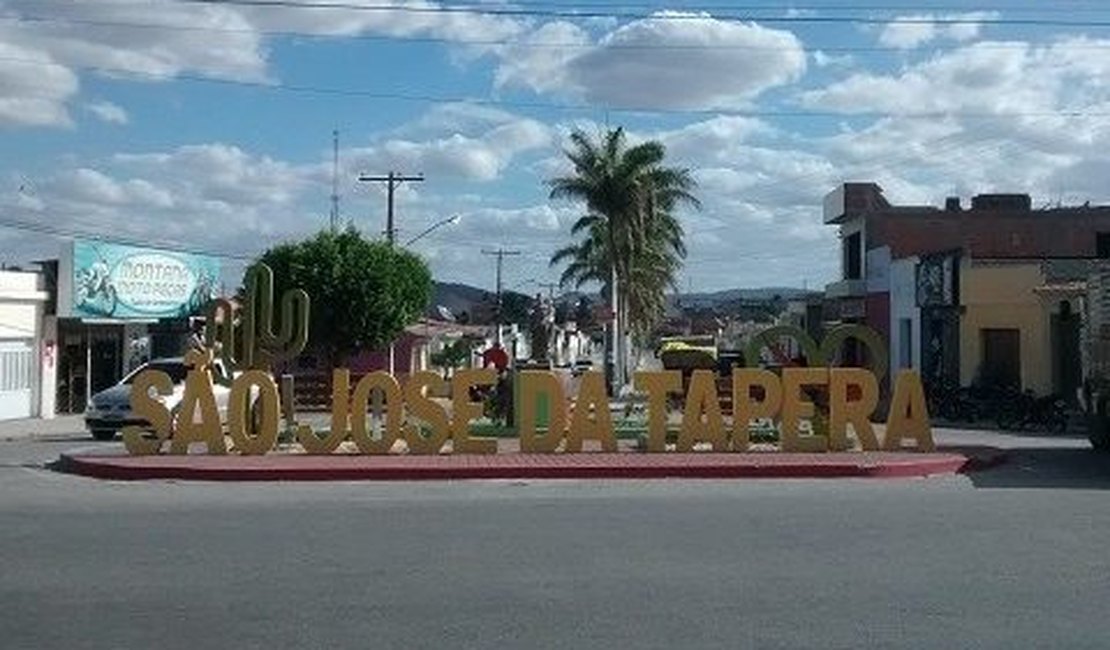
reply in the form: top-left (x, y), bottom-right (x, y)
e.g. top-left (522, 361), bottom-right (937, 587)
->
top-left (228, 370), bottom-right (280, 455)
top-left (819, 325), bottom-right (890, 381)
top-left (350, 372), bottom-right (403, 455)
top-left (745, 325), bottom-right (822, 368)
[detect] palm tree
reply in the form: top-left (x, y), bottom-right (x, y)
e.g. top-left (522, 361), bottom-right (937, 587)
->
top-left (549, 127), bottom-right (699, 390)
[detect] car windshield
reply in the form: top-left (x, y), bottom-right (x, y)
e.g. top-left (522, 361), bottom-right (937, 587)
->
top-left (122, 362), bottom-right (188, 385)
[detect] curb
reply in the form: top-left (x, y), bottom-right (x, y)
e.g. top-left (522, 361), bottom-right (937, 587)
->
top-left (54, 448), bottom-right (1006, 482)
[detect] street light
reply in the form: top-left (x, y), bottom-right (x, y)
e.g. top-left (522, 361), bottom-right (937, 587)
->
top-left (404, 214), bottom-right (461, 246)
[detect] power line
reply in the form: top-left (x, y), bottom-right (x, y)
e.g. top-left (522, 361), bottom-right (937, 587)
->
top-left (0, 213), bottom-right (258, 260)
top-left (13, 14), bottom-right (1110, 52)
top-left (482, 247), bottom-right (522, 344)
top-left (168, 0), bottom-right (1110, 28)
top-left (3, 54), bottom-right (1109, 119)
top-left (357, 171), bottom-right (424, 244)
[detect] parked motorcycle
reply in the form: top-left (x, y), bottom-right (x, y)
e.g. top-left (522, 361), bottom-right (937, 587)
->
top-left (996, 390), bottom-right (1069, 433)
top-left (927, 379), bottom-right (979, 423)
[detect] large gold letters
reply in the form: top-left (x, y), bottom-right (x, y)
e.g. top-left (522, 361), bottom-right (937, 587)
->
top-left (567, 371), bottom-right (616, 453)
top-left (122, 370), bottom-right (174, 456)
top-left (126, 321), bottom-right (937, 456)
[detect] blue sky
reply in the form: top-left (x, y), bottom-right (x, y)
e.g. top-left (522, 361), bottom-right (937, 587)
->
top-left (3, 0), bottom-right (1110, 293)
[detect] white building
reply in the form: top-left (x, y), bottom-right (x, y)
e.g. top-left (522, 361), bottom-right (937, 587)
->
top-left (0, 269), bottom-right (49, 420)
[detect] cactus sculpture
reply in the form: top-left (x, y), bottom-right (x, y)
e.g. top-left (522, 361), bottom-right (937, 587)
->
top-left (205, 263), bottom-right (310, 384)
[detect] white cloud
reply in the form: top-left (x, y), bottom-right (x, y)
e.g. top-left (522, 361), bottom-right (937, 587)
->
top-left (0, 41), bottom-right (78, 127)
top-left (493, 21), bottom-right (593, 96)
top-left (241, 0), bottom-right (525, 43)
top-left (348, 115), bottom-right (552, 181)
top-left (1, 0), bottom-right (268, 82)
top-left (85, 101), bottom-right (128, 125)
top-left (0, 0), bottom-right (530, 130)
top-left (813, 50), bottom-right (854, 68)
top-left (801, 39), bottom-right (1110, 117)
top-left (495, 13), bottom-right (806, 110)
top-left (877, 12), bottom-right (998, 49)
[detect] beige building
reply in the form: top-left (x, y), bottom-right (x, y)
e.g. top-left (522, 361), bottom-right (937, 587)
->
top-left (958, 259), bottom-right (1081, 397)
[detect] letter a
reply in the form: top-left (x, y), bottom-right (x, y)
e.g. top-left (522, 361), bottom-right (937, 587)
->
top-left (568, 371), bottom-right (616, 452)
top-left (678, 370), bottom-right (727, 452)
top-left (884, 371), bottom-right (935, 452)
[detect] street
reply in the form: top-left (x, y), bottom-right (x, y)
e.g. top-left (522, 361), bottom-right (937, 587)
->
top-left (2, 424), bottom-right (1110, 649)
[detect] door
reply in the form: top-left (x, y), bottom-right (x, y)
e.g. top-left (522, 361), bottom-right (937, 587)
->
top-left (981, 328), bottom-right (1022, 389)
top-left (89, 330), bottom-right (122, 395)
top-left (1052, 304), bottom-right (1081, 402)
top-left (0, 340), bottom-right (34, 421)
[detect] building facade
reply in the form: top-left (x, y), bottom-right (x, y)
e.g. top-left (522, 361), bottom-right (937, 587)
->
top-left (824, 183), bottom-right (1110, 398)
top-left (0, 269), bottom-right (49, 420)
top-left (41, 239), bottom-right (220, 415)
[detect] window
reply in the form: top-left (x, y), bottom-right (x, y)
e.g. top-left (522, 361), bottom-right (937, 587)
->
top-left (0, 347), bottom-right (32, 392)
top-left (899, 319), bottom-right (913, 369)
top-left (844, 232), bottom-right (862, 280)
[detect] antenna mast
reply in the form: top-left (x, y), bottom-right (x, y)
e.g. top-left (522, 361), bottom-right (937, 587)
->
top-left (330, 129), bottom-right (340, 230)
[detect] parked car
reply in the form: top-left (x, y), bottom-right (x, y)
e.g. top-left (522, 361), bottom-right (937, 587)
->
top-left (84, 357), bottom-right (234, 441)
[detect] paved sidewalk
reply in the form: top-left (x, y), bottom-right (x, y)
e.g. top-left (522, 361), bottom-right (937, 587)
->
top-left (0, 415), bottom-right (86, 441)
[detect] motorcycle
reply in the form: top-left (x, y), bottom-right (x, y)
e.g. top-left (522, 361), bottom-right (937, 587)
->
top-left (996, 390), bottom-right (1069, 433)
top-left (75, 265), bottom-right (118, 316)
top-left (927, 379), bottom-right (979, 423)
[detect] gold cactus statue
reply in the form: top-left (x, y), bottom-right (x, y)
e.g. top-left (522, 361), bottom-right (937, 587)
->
top-left (205, 263), bottom-right (310, 383)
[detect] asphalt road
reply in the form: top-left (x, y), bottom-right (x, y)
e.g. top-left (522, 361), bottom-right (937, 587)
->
top-left (2, 428), bottom-right (1110, 649)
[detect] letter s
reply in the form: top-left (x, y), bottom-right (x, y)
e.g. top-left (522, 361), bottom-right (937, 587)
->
top-left (122, 370), bottom-right (174, 455)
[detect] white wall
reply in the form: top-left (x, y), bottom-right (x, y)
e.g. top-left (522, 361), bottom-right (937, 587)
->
top-left (40, 316), bottom-right (57, 419)
top-left (866, 246), bottom-right (891, 293)
top-left (889, 257), bottom-right (921, 371)
top-left (0, 270), bottom-right (48, 418)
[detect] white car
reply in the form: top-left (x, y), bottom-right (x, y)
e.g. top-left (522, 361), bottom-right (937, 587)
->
top-left (84, 357), bottom-right (234, 441)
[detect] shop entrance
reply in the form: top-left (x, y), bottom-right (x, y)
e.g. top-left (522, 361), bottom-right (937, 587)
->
top-left (55, 321), bottom-right (126, 413)
top-left (89, 327), bottom-right (123, 395)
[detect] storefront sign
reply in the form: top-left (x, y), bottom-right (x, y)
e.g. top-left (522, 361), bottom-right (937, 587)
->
top-left (63, 240), bottom-right (220, 319)
top-left (122, 264), bottom-right (933, 457)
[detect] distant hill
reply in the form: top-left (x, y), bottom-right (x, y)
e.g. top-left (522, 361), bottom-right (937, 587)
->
top-left (671, 287), bottom-right (819, 311)
top-left (429, 281), bottom-right (820, 323)
top-left (430, 281), bottom-right (532, 323)
top-left (431, 281), bottom-right (492, 320)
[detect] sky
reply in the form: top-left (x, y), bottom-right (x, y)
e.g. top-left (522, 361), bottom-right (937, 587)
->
top-left (3, 0), bottom-right (1110, 294)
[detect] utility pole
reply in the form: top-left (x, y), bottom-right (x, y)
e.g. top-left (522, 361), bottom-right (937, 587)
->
top-left (482, 248), bottom-right (521, 345)
top-left (357, 169), bottom-right (423, 375)
top-left (358, 171), bottom-right (424, 244)
top-left (536, 281), bottom-right (558, 302)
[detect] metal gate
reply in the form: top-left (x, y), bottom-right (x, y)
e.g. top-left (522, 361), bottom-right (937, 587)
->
top-left (0, 340), bottom-right (34, 420)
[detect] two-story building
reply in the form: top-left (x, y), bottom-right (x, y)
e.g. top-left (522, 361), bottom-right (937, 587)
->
top-left (824, 182), bottom-right (1110, 398)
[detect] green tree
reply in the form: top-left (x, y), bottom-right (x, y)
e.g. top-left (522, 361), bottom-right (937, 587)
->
top-left (430, 338), bottom-right (475, 379)
top-left (548, 127), bottom-right (699, 383)
top-left (255, 228), bottom-right (433, 365)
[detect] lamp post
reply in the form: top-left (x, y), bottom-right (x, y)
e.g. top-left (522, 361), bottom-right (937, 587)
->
top-left (387, 215), bottom-right (460, 375)
top-left (404, 214), bottom-right (461, 246)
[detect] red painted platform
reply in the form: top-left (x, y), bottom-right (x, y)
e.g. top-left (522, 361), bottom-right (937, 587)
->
top-left (56, 446), bottom-right (1004, 481)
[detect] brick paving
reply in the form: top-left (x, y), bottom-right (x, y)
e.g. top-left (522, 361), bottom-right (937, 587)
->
top-left (56, 445), bottom-right (1001, 481)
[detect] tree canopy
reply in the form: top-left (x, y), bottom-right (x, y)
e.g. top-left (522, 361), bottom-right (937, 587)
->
top-left (549, 127), bottom-right (699, 341)
top-left (255, 228), bottom-right (433, 364)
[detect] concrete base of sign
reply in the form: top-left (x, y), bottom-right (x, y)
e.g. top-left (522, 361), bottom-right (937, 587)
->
top-left (55, 445), bottom-right (1004, 481)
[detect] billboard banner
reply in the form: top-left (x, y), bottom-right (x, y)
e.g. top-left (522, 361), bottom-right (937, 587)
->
top-left (67, 240), bottom-right (220, 320)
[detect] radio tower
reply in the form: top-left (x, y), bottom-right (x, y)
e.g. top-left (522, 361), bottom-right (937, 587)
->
top-left (330, 129), bottom-right (340, 230)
